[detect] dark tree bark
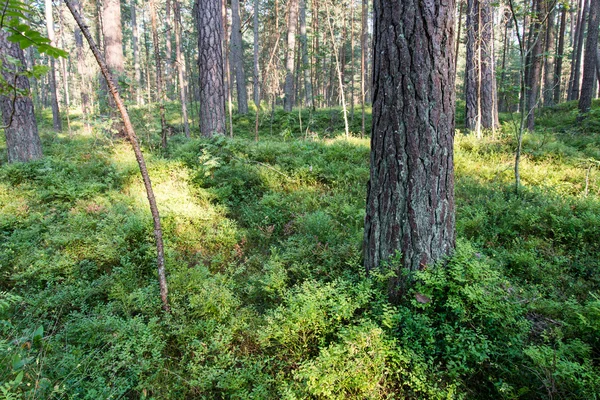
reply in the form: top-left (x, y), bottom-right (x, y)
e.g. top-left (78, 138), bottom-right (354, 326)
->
top-left (174, 0), bottom-right (190, 137)
top-left (554, 6), bottom-right (567, 104)
top-left (543, 7), bottom-right (556, 106)
top-left (579, 0), bottom-right (599, 113)
top-left (65, 0), bottom-right (170, 312)
top-left (45, 0), bottom-right (62, 132)
top-left (465, 0), bottom-right (480, 133)
top-left (364, 0), bottom-right (456, 288)
top-left (231, 0), bottom-right (249, 114)
top-left (284, 0), bottom-right (299, 111)
top-left (0, 30), bottom-right (43, 163)
top-left (195, 0), bottom-right (226, 136)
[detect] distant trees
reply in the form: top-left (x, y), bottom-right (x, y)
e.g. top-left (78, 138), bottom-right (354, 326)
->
top-left (363, 0), bottom-right (456, 293)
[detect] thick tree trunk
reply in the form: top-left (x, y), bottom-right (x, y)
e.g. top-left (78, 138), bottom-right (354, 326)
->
top-left (578, 0), bottom-right (599, 113)
top-left (65, 0), bottom-right (170, 312)
top-left (103, 0), bottom-right (125, 132)
top-left (284, 0), bottom-right (300, 111)
top-left (174, 0), bottom-right (190, 137)
top-left (364, 0), bottom-right (456, 287)
top-left (45, 0), bottom-right (62, 132)
top-left (543, 7), bottom-right (556, 106)
top-left (196, 0), bottom-right (226, 136)
top-left (231, 0), bottom-right (249, 114)
top-left (0, 30), bottom-right (43, 163)
top-left (554, 6), bottom-right (567, 104)
top-left (465, 0), bottom-right (480, 133)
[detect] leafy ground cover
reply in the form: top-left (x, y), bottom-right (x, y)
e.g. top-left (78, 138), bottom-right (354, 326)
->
top-left (1, 102), bottom-right (599, 399)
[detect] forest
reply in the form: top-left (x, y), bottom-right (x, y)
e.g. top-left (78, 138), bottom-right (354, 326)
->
top-left (1, 0), bottom-right (600, 397)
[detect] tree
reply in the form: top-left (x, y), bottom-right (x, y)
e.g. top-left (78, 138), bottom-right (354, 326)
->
top-left (196, 0), bottom-right (226, 136)
top-left (363, 0), bottom-right (456, 293)
top-left (578, 0), bottom-right (599, 114)
top-left (174, 0), bottom-right (190, 138)
top-left (0, 29), bottom-right (43, 163)
top-left (64, 0), bottom-right (170, 312)
top-left (45, 0), bottom-right (62, 132)
top-left (148, 0), bottom-right (168, 149)
top-left (231, 0), bottom-right (248, 114)
top-left (284, 0), bottom-right (299, 111)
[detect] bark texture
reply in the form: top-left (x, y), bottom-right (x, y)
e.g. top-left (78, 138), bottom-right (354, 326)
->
top-left (479, 0), bottom-right (498, 129)
top-left (174, 0), bottom-right (190, 137)
top-left (465, 0), bottom-right (480, 133)
top-left (579, 0), bottom-right (599, 113)
top-left (526, 0), bottom-right (544, 131)
top-left (553, 6), bottom-right (567, 104)
top-left (363, 0), bottom-right (456, 279)
top-left (231, 0), bottom-right (249, 114)
top-left (283, 0), bottom-right (299, 111)
top-left (0, 30), bottom-right (43, 163)
top-left (299, 0), bottom-right (312, 107)
top-left (45, 0), bottom-right (62, 132)
top-left (542, 7), bottom-right (555, 106)
top-left (196, 0), bottom-right (226, 136)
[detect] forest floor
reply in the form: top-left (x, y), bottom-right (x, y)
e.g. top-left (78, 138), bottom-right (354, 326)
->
top-left (1, 101), bottom-right (600, 399)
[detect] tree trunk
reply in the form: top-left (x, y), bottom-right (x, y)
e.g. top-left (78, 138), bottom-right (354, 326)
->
top-left (196, 0), bottom-right (226, 136)
top-left (284, 0), bottom-right (300, 111)
top-left (174, 0), bottom-right (190, 137)
top-left (74, 0), bottom-right (90, 117)
top-left (543, 7), bottom-right (556, 106)
top-left (364, 0), bottom-right (456, 290)
top-left (554, 6), bottom-right (567, 104)
top-left (300, 0), bottom-right (313, 108)
top-left (455, 1), bottom-right (464, 70)
top-left (149, 0), bottom-right (168, 150)
top-left (103, 0), bottom-right (125, 132)
top-left (0, 30), bottom-right (43, 163)
top-left (578, 0), bottom-right (599, 113)
top-left (361, 0), bottom-right (367, 136)
top-left (526, 0), bottom-right (544, 131)
top-left (231, 0), bottom-right (249, 114)
top-left (465, 0), bottom-right (480, 134)
top-left (325, 0), bottom-right (349, 138)
top-left (253, 0), bottom-right (260, 106)
top-left (65, 0), bottom-right (170, 312)
top-left (480, 0), bottom-right (498, 130)
top-left (131, 0), bottom-right (142, 104)
top-left (568, 0), bottom-right (589, 100)
top-left (45, 0), bottom-right (62, 132)
top-left (165, 0), bottom-right (173, 98)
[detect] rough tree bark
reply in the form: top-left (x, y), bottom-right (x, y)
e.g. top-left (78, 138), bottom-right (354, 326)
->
top-left (284, 0), bottom-right (299, 111)
top-left (480, 0), bottom-right (498, 130)
top-left (0, 29), bottom-right (43, 163)
top-left (568, 0), bottom-right (589, 100)
top-left (465, 0), bottom-right (480, 134)
top-left (363, 0), bottom-right (456, 293)
top-left (196, 0), bottom-right (226, 136)
top-left (299, 0), bottom-right (313, 108)
top-left (578, 0), bottom-right (599, 113)
top-left (64, 0), bottom-right (170, 312)
top-left (361, 0), bottom-right (367, 136)
top-left (526, 0), bottom-right (544, 131)
top-left (45, 0), bottom-right (62, 132)
top-left (74, 0), bottom-right (90, 117)
top-left (253, 0), bottom-right (260, 106)
top-left (131, 0), bottom-right (142, 104)
top-left (543, 6), bottom-right (555, 106)
top-left (231, 0), bottom-right (249, 114)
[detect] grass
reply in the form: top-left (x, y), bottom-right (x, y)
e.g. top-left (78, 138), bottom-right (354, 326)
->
top-left (0, 102), bottom-right (599, 399)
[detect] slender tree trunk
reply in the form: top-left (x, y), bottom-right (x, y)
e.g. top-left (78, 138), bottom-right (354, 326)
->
top-left (73, 0), bottom-right (90, 119)
top-left (196, 0), bottom-right (226, 136)
top-left (103, 0), bottom-right (125, 134)
top-left (499, 7), bottom-right (511, 112)
top-left (554, 6), bottom-right (567, 104)
top-left (313, 0), bottom-right (321, 108)
top-left (284, 0), bottom-right (300, 111)
top-left (543, 7), bottom-right (556, 106)
top-left (45, 0), bottom-right (62, 132)
top-left (455, 1), bottom-right (464, 69)
top-left (300, 0), bottom-right (313, 108)
top-left (165, 0), bottom-right (173, 99)
top-left (0, 29), bottom-right (43, 163)
top-left (131, 0), bottom-right (142, 104)
top-left (253, 0), bottom-right (260, 107)
top-left (174, 0), bottom-right (190, 137)
top-left (578, 0), bottom-right (599, 113)
top-left (142, 5), bottom-right (153, 104)
top-left (361, 0), bottom-right (367, 137)
top-left (465, 0), bottom-right (480, 133)
top-left (568, 0), bottom-right (589, 100)
top-left (350, 0), bottom-right (355, 120)
top-left (58, 3), bottom-right (72, 136)
top-left (480, 0), bottom-right (498, 130)
top-left (230, 0), bottom-right (249, 114)
top-left (149, 0), bottom-right (168, 150)
top-left (526, 0), bottom-right (544, 131)
top-left (65, 0), bottom-right (170, 312)
top-left (364, 0), bottom-right (456, 293)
